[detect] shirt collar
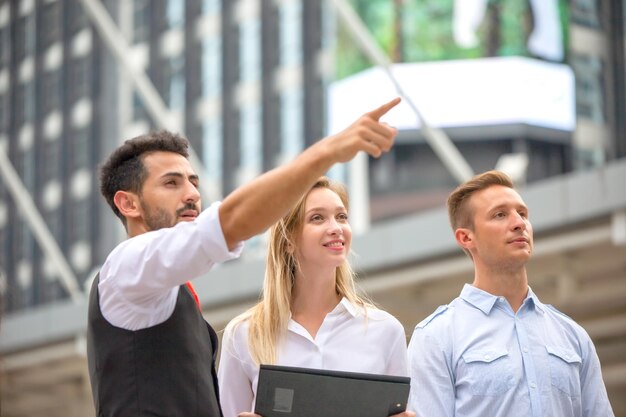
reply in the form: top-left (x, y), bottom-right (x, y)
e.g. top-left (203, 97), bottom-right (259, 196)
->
top-left (525, 286), bottom-right (545, 314)
top-left (335, 297), bottom-right (359, 318)
top-left (460, 283), bottom-right (544, 315)
top-left (288, 297), bottom-right (359, 323)
top-left (460, 284), bottom-right (498, 314)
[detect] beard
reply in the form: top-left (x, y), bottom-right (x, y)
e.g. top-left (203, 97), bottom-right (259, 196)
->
top-left (139, 200), bottom-right (200, 231)
top-left (141, 203), bottom-right (176, 231)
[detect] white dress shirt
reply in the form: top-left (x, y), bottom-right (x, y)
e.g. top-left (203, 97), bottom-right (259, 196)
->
top-left (98, 202), bottom-right (243, 330)
top-left (218, 298), bottom-right (409, 417)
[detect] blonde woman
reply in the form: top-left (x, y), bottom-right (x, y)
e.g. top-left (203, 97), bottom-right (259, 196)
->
top-left (218, 177), bottom-right (413, 417)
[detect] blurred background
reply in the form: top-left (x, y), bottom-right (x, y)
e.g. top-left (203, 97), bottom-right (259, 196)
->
top-left (0, 0), bottom-right (625, 415)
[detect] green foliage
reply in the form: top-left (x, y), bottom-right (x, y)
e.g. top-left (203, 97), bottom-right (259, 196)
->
top-left (334, 0), bottom-right (569, 79)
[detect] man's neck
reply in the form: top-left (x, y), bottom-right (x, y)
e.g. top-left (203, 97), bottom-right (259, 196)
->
top-left (472, 266), bottom-right (529, 312)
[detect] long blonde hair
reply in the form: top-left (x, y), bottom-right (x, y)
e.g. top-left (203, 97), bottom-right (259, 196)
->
top-left (227, 177), bottom-right (373, 365)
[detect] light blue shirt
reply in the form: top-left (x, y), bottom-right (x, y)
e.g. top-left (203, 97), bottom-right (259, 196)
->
top-left (408, 284), bottom-right (614, 417)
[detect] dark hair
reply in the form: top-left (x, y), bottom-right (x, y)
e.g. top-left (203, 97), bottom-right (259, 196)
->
top-left (99, 130), bottom-right (190, 226)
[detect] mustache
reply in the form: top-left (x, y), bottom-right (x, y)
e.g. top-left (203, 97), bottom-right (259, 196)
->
top-left (176, 203), bottom-right (199, 217)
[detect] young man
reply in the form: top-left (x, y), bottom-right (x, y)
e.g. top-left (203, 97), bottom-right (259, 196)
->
top-left (87, 98), bottom-right (401, 417)
top-left (408, 170), bottom-right (614, 417)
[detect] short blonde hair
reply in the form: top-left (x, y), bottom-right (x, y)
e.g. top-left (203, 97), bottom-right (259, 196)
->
top-left (447, 170), bottom-right (514, 231)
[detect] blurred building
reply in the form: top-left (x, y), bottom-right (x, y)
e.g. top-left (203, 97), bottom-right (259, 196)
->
top-left (0, 0), bottom-right (330, 315)
top-left (331, 0), bottom-right (626, 220)
top-left (0, 0), bottom-right (625, 416)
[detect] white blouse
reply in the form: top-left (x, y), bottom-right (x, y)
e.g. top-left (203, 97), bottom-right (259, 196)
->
top-left (218, 298), bottom-right (409, 417)
top-left (98, 202), bottom-right (243, 330)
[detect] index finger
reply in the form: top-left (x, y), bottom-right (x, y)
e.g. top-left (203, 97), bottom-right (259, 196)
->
top-left (366, 97), bottom-right (402, 120)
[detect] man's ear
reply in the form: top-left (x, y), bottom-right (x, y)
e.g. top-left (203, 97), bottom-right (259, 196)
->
top-left (455, 227), bottom-right (474, 251)
top-left (113, 191), bottom-right (141, 220)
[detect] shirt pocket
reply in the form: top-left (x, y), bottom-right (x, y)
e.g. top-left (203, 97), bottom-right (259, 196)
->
top-left (461, 349), bottom-right (515, 396)
top-left (546, 345), bottom-right (582, 397)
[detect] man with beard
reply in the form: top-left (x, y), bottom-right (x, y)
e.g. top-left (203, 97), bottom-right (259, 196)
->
top-left (87, 98), bottom-right (401, 417)
top-left (407, 170), bottom-right (614, 417)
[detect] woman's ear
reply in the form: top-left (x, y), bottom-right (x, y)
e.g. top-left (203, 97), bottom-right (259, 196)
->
top-left (113, 191), bottom-right (141, 220)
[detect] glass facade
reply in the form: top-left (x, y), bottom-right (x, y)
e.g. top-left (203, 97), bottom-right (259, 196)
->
top-left (17, 0), bottom-right (620, 308)
top-left (279, 0), bottom-right (304, 161)
top-left (238, 3), bottom-right (262, 183)
top-left (0, 0), bottom-right (101, 312)
top-left (571, 55), bottom-right (605, 123)
top-left (571, 0), bottom-right (601, 28)
top-left (0, 0), bottom-right (327, 312)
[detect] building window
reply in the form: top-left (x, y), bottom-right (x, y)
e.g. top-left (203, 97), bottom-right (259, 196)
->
top-left (132, 91), bottom-right (148, 122)
top-left (199, 1), bottom-right (223, 186)
top-left (0, 201), bottom-right (6, 230)
top-left (40, 1), bottom-right (61, 48)
top-left (203, 118), bottom-right (223, 186)
top-left (20, 149), bottom-right (36, 191)
top-left (42, 141), bottom-right (62, 182)
top-left (46, 208), bottom-right (62, 240)
top-left (70, 199), bottom-right (91, 245)
top-left (67, 0), bottom-right (88, 34)
top-left (571, 0), bottom-right (602, 29)
top-left (164, 55), bottom-right (185, 112)
top-left (571, 54), bottom-right (605, 123)
top-left (277, 1), bottom-right (304, 160)
top-left (133, 0), bottom-right (151, 44)
top-left (166, 0), bottom-right (184, 29)
top-left (0, 93), bottom-right (8, 131)
top-left (202, 36), bottom-right (222, 97)
top-left (240, 102), bottom-right (261, 179)
top-left (72, 128), bottom-right (91, 170)
top-left (279, 0), bottom-right (302, 67)
top-left (203, 0), bottom-right (220, 14)
top-left (42, 70), bottom-right (62, 113)
top-left (281, 88), bottom-right (303, 159)
top-left (0, 26), bottom-right (9, 67)
top-left (68, 56), bottom-right (92, 102)
top-left (238, 6), bottom-right (262, 182)
top-left (16, 222), bottom-right (34, 274)
top-left (15, 82), bottom-right (35, 126)
top-left (15, 15), bottom-right (35, 60)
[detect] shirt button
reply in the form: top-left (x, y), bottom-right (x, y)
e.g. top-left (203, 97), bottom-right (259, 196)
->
top-left (530, 382), bottom-right (537, 389)
top-left (484, 354), bottom-right (490, 360)
top-left (523, 347), bottom-right (529, 353)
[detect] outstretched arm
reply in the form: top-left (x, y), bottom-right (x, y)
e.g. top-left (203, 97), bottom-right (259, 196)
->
top-left (219, 97), bottom-right (401, 250)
